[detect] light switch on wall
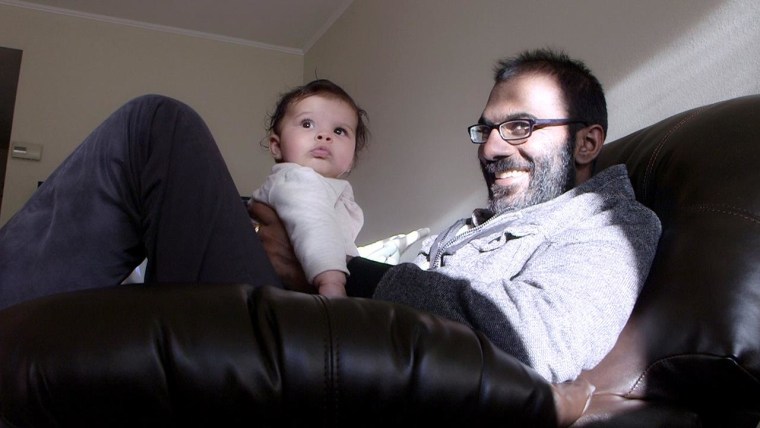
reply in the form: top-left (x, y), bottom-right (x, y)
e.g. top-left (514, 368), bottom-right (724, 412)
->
top-left (10, 142), bottom-right (42, 161)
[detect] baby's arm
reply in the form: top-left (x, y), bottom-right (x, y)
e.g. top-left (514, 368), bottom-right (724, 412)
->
top-left (313, 270), bottom-right (347, 297)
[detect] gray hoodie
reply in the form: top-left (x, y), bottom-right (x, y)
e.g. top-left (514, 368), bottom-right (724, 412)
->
top-left (373, 165), bottom-right (661, 382)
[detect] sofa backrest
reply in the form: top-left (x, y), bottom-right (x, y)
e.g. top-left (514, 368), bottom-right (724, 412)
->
top-left (582, 95), bottom-right (760, 415)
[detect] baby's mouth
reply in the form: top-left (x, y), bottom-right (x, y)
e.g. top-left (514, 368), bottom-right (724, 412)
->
top-left (311, 147), bottom-right (330, 158)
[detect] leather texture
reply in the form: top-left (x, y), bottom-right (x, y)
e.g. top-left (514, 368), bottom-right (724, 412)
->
top-left (575, 94), bottom-right (760, 427)
top-left (0, 284), bottom-right (557, 427)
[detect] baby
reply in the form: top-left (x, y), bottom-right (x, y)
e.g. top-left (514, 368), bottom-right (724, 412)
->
top-left (251, 79), bottom-right (369, 297)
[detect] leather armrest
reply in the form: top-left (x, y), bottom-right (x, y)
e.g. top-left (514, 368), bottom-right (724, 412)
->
top-left (0, 283), bottom-right (558, 427)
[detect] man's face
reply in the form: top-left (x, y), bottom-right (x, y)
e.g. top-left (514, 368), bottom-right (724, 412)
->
top-left (478, 73), bottom-right (577, 213)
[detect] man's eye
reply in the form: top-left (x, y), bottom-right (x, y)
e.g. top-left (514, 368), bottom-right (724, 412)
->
top-left (504, 122), bottom-right (529, 134)
top-left (301, 119), bottom-right (314, 128)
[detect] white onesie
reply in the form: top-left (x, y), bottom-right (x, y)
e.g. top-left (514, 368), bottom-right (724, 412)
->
top-left (251, 163), bottom-right (364, 282)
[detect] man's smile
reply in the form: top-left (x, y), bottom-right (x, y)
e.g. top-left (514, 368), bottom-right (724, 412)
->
top-left (493, 168), bottom-right (529, 188)
top-left (494, 169), bottom-right (529, 179)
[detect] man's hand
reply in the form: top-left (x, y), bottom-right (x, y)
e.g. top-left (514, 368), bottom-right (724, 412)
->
top-left (248, 201), bottom-right (314, 293)
top-left (552, 378), bottom-right (595, 427)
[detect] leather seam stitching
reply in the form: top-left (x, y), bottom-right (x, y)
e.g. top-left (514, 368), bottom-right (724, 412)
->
top-left (628, 354), bottom-right (690, 396)
top-left (316, 295), bottom-right (339, 424)
top-left (316, 295), bottom-right (340, 423)
top-left (642, 109), bottom-right (705, 201)
top-left (627, 353), bottom-right (745, 396)
top-left (683, 203), bottom-right (760, 225)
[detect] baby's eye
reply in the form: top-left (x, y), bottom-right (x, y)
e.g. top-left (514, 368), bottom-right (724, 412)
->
top-left (300, 119), bottom-right (314, 128)
top-left (335, 127), bottom-right (347, 136)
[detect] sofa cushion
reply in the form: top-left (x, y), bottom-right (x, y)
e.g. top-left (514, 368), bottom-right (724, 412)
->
top-left (583, 95), bottom-right (760, 415)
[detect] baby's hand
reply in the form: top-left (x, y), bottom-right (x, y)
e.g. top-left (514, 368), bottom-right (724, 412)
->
top-left (313, 270), bottom-right (347, 297)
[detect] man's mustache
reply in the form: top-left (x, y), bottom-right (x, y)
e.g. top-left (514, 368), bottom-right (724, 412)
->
top-left (482, 158), bottom-right (534, 175)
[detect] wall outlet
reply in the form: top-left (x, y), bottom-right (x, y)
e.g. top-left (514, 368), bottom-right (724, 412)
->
top-left (11, 142), bottom-right (42, 161)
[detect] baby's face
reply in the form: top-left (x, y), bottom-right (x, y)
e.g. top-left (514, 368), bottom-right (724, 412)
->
top-left (269, 94), bottom-right (357, 178)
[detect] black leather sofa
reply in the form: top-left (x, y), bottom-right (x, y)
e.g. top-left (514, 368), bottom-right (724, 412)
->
top-left (1, 95), bottom-right (759, 427)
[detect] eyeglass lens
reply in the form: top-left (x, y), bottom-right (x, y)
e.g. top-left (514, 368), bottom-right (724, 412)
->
top-left (500, 120), bottom-right (531, 138)
top-left (469, 120), bottom-right (533, 143)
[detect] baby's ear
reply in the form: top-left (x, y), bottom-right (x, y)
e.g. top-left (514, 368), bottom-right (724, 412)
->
top-left (268, 134), bottom-right (283, 161)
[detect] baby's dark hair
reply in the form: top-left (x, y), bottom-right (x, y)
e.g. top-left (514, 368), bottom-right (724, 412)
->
top-left (267, 79), bottom-right (369, 154)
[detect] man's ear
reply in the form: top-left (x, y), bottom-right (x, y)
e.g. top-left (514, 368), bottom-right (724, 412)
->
top-left (268, 134), bottom-right (283, 161)
top-left (574, 124), bottom-right (605, 166)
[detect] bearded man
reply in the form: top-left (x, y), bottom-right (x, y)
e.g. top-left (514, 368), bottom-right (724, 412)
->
top-left (256, 48), bottom-right (662, 383)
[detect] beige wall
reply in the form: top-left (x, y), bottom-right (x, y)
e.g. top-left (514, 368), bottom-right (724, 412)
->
top-left (0, 4), bottom-right (303, 225)
top-left (305, 0), bottom-right (760, 254)
top-left (2, 0), bottom-right (759, 259)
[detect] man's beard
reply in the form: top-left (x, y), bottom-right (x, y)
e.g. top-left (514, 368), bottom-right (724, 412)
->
top-left (485, 138), bottom-right (576, 214)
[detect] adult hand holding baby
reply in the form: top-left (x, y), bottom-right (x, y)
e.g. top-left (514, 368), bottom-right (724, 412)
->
top-left (249, 201), bottom-right (313, 294)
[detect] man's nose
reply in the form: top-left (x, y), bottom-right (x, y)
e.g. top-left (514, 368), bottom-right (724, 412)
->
top-left (480, 128), bottom-right (515, 160)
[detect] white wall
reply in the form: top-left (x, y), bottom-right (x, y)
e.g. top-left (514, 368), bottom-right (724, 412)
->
top-left (3, 0), bottom-right (759, 259)
top-left (0, 4), bottom-right (303, 225)
top-left (305, 0), bottom-right (760, 256)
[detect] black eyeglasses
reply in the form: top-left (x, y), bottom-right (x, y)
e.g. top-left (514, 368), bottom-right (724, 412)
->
top-left (468, 118), bottom-right (587, 144)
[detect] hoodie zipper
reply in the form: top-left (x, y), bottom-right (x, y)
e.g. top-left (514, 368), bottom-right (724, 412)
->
top-left (430, 214), bottom-right (503, 269)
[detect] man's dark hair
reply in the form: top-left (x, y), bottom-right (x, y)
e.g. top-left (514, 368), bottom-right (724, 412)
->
top-left (267, 79), bottom-right (369, 154)
top-left (494, 48), bottom-right (607, 135)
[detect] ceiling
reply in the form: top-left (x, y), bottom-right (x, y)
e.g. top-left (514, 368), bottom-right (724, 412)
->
top-left (2, 0), bottom-right (354, 54)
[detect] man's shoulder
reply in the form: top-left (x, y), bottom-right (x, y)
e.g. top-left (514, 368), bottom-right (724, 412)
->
top-left (579, 163), bottom-right (649, 209)
top-left (580, 163), bottom-right (661, 234)
top-left (585, 164), bottom-right (631, 191)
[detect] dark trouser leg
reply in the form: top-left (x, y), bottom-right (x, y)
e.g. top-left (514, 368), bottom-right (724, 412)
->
top-left (0, 94), bottom-right (280, 310)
